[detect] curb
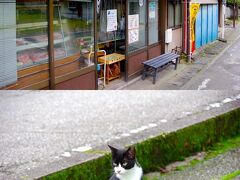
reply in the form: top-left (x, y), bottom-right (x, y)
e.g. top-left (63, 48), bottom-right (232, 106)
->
top-left (39, 108), bottom-right (240, 180)
top-left (116, 76), bottom-right (142, 90)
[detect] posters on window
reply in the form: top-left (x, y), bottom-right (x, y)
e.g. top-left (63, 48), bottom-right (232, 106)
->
top-left (107, 9), bottom-right (117, 32)
top-left (149, 2), bottom-right (156, 19)
top-left (128, 14), bottom-right (139, 30)
top-left (128, 14), bottom-right (139, 44)
top-left (129, 29), bottom-right (139, 44)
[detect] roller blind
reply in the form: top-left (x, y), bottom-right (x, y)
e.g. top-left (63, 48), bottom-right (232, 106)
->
top-left (0, 1), bottom-right (17, 88)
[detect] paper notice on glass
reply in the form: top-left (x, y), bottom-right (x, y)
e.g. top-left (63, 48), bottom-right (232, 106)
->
top-left (128, 14), bottom-right (139, 30)
top-left (128, 29), bottom-right (139, 44)
top-left (107, 9), bottom-right (117, 32)
top-left (149, 2), bottom-right (156, 19)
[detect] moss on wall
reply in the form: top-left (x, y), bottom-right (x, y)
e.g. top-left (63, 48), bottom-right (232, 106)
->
top-left (39, 108), bottom-right (240, 180)
top-left (136, 108), bottom-right (240, 172)
top-left (41, 154), bottom-right (112, 180)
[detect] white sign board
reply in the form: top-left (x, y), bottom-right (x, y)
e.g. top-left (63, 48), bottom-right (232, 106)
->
top-left (107, 9), bottom-right (117, 32)
top-left (128, 29), bottom-right (139, 44)
top-left (128, 14), bottom-right (140, 44)
top-left (149, 2), bottom-right (156, 19)
top-left (128, 14), bottom-right (139, 30)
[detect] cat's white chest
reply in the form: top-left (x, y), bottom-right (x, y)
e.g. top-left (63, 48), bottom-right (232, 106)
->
top-left (116, 164), bottom-right (143, 180)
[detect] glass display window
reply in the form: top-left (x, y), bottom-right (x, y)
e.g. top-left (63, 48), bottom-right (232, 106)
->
top-left (128, 0), bottom-right (147, 52)
top-left (16, 0), bottom-right (49, 70)
top-left (0, 1), bottom-right (17, 88)
top-left (53, 0), bottom-right (95, 68)
top-left (168, 0), bottom-right (182, 28)
top-left (97, 0), bottom-right (126, 55)
top-left (148, 0), bottom-right (159, 45)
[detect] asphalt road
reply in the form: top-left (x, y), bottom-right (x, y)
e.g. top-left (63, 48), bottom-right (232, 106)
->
top-left (0, 91), bottom-right (240, 179)
top-left (182, 36), bottom-right (240, 90)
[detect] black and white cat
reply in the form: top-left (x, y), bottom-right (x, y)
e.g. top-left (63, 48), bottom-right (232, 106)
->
top-left (108, 145), bottom-right (143, 180)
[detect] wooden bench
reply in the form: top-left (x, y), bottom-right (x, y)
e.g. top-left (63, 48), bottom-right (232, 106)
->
top-left (142, 53), bottom-right (180, 84)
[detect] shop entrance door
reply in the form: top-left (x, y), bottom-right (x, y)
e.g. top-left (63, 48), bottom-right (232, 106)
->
top-left (96, 0), bottom-right (127, 88)
top-left (127, 0), bottom-right (161, 79)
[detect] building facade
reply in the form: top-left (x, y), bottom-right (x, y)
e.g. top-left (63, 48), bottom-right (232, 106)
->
top-left (0, 0), bottom-right (220, 90)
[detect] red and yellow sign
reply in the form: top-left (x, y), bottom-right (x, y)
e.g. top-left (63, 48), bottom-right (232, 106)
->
top-left (190, 3), bottom-right (200, 53)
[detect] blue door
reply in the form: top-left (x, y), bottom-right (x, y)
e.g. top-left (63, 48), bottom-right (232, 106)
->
top-left (212, 5), bottom-right (218, 40)
top-left (207, 5), bottom-right (213, 43)
top-left (196, 8), bottom-right (202, 49)
top-left (195, 4), bottom-right (218, 49)
top-left (201, 5), bottom-right (208, 46)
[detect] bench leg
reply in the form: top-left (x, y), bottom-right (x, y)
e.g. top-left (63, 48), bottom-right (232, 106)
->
top-left (153, 69), bottom-right (157, 84)
top-left (174, 58), bottom-right (179, 70)
top-left (142, 65), bottom-right (147, 80)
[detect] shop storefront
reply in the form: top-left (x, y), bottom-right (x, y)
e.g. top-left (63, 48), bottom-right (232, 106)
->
top-left (0, 0), bottom-right (164, 90)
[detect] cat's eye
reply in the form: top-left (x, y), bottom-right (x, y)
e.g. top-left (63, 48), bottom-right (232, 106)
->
top-left (113, 163), bottom-right (117, 166)
top-left (122, 162), bottom-right (128, 166)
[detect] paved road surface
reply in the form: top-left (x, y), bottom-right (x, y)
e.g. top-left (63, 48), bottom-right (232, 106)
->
top-left (0, 91), bottom-right (240, 179)
top-left (182, 36), bottom-right (240, 90)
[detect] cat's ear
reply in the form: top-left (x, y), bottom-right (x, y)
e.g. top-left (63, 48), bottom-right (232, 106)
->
top-left (108, 145), bottom-right (118, 153)
top-left (126, 146), bottom-right (135, 160)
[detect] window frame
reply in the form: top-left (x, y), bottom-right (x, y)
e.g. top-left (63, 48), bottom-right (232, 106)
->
top-left (2, 0), bottom-right (96, 90)
top-left (148, 0), bottom-right (160, 45)
top-left (167, 0), bottom-right (182, 29)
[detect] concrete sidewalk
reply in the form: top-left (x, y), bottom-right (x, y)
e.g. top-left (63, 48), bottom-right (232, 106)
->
top-left (107, 23), bottom-right (240, 90)
top-left (0, 91), bottom-right (240, 179)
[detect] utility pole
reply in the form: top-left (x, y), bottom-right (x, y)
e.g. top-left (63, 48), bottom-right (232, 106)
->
top-left (222, 0), bottom-right (226, 38)
top-left (187, 0), bottom-right (191, 63)
top-left (233, 0), bottom-right (236, 28)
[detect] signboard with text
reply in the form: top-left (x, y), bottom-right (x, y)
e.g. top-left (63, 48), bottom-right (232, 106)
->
top-left (128, 14), bottom-right (139, 44)
top-left (107, 9), bottom-right (117, 32)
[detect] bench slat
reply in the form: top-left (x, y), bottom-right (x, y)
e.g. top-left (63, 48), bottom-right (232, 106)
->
top-left (142, 52), bottom-right (180, 84)
top-left (143, 53), bottom-right (179, 66)
top-left (152, 59), bottom-right (176, 69)
top-left (143, 53), bottom-right (173, 64)
top-left (146, 54), bottom-right (179, 67)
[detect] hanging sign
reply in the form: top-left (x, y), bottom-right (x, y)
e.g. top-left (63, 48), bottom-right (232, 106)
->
top-left (97, 0), bottom-right (101, 14)
top-left (149, 2), bottom-right (156, 19)
top-left (128, 14), bottom-right (139, 44)
top-left (107, 9), bottom-right (117, 32)
top-left (139, 0), bottom-right (144, 7)
top-left (190, 3), bottom-right (200, 53)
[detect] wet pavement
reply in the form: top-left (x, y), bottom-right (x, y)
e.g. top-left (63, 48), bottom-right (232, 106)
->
top-left (0, 91), bottom-right (240, 179)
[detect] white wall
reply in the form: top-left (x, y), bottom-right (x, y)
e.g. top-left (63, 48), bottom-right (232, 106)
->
top-left (165, 28), bottom-right (183, 53)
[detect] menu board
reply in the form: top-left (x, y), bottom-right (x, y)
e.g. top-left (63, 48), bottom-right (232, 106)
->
top-left (128, 14), bottom-right (139, 44)
top-left (107, 9), bottom-right (117, 32)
